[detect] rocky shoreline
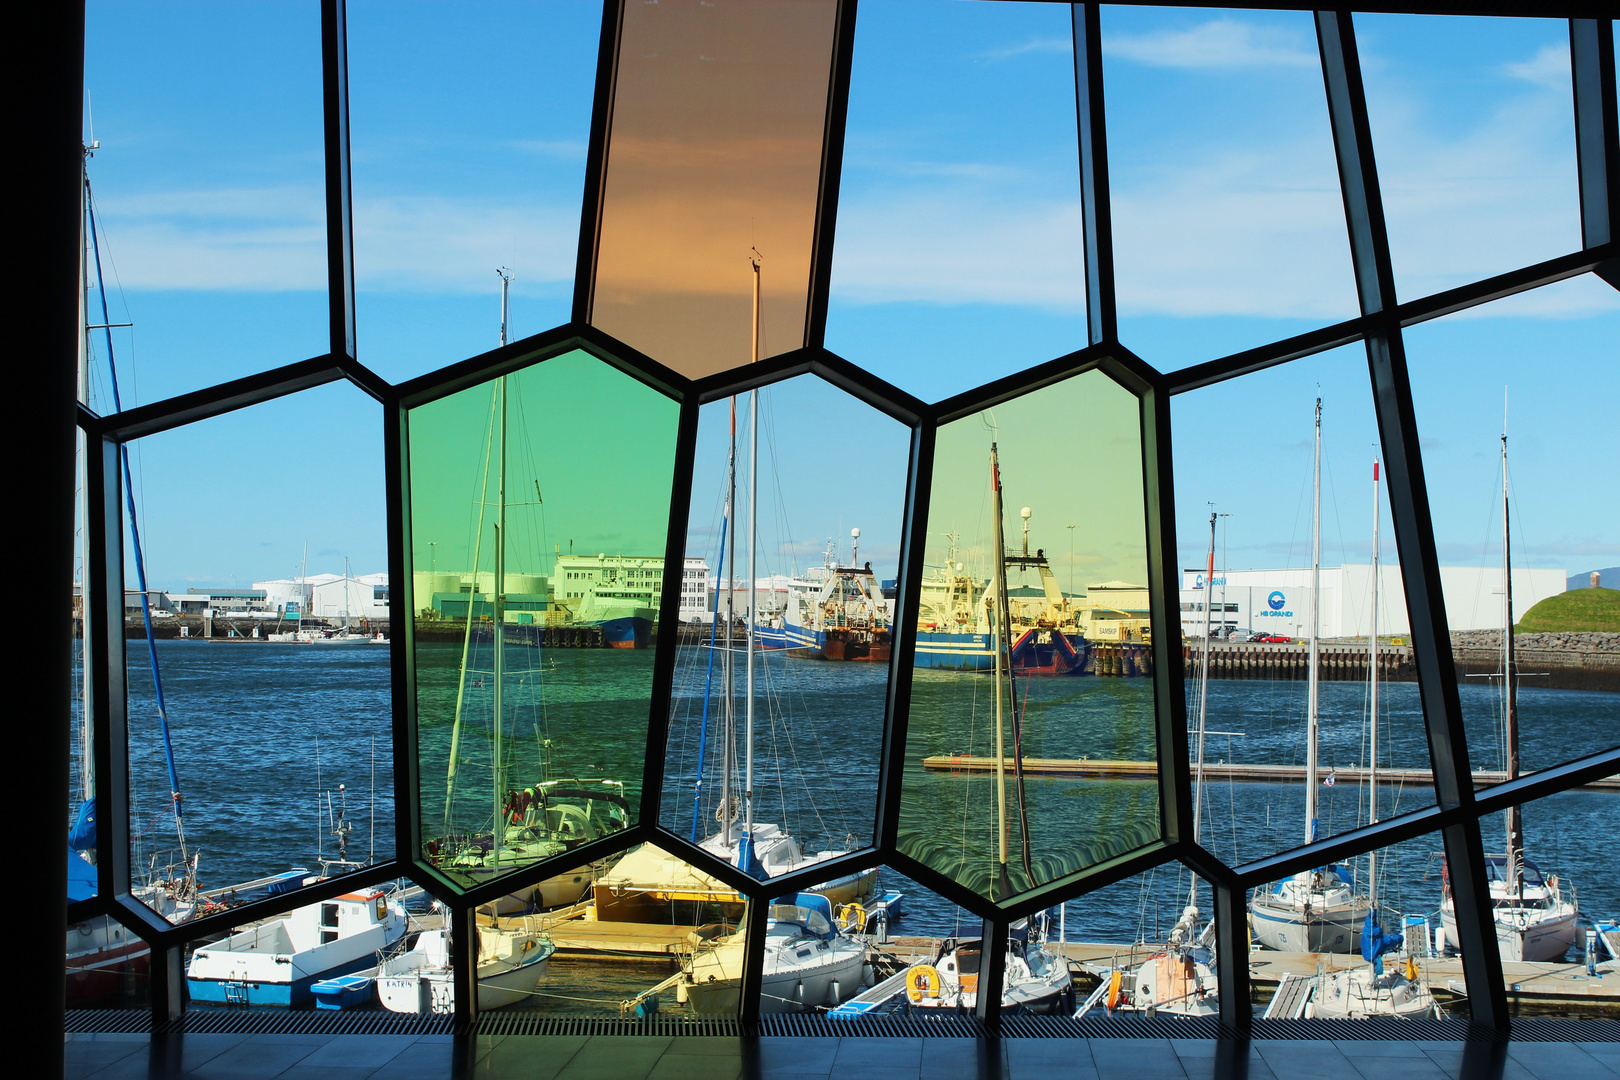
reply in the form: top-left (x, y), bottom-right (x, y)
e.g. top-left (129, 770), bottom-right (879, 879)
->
top-left (1452, 630), bottom-right (1620, 654)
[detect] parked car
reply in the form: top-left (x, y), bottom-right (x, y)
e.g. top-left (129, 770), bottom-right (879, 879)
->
top-left (1225, 627), bottom-right (1256, 642)
top-left (1254, 634), bottom-right (1290, 644)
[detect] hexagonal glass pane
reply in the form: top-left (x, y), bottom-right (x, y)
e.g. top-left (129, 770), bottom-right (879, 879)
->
top-left (899, 368), bottom-right (1160, 904)
top-left (1103, 6), bottom-right (1359, 370)
top-left (408, 349), bottom-right (678, 891)
top-left (120, 383), bottom-right (391, 924)
top-left (1170, 345), bottom-right (1428, 872)
top-left (660, 373), bottom-right (908, 881)
top-left (1246, 829), bottom-right (1464, 1018)
top-left (590, 0), bottom-right (839, 377)
top-left (1357, 13), bottom-right (1582, 301)
top-left (84, 0), bottom-right (328, 401)
top-left (824, 0), bottom-right (1086, 401)
top-left (1403, 278), bottom-right (1620, 781)
top-left (348, 0), bottom-right (602, 383)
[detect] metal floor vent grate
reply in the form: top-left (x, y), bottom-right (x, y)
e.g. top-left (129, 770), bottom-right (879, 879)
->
top-left (65, 1010), bottom-right (1620, 1042)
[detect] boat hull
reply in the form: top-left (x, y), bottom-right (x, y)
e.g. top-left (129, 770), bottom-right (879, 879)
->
top-left (1249, 895), bottom-right (1367, 953)
top-left (686, 943), bottom-right (868, 1015)
top-left (913, 630), bottom-right (1114, 675)
top-left (188, 949), bottom-right (379, 1007)
top-left (1441, 903), bottom-right (1579, 963)
top-left (597, 615), bottom-right (652, 649)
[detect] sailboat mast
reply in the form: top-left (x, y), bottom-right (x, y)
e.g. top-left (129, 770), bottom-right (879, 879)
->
top-left (77, 143), bottom-right (95, 805)
top-left (1369, 459), bottom-right (1381, 902)
top-left (719, 397), bottom-right (737, 848)
top-left (492, 267), bottom-right (512, 864)
top-left (744, 250), bottom-right (761, 840)
top-left (1305, 398), bottom-right (1322, 845)
top-left (1502, 424), bottom-right (1521, 894)
top-left (1193, 512), bottom-right (1216, 849)
top-left (990, 443), bottom-right (1009, 872)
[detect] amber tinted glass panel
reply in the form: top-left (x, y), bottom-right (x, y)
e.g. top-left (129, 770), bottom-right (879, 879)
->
top-left (591, 0), bottom-right (837, 377)
top-left (661, 375), bottom-right (907, 872)
top-left (408, 350), bottom-right (678, 892)
top-left (1171, 346), bottom-right (1427, 869)
top-left (900, 369), bottom-right (1159, 903)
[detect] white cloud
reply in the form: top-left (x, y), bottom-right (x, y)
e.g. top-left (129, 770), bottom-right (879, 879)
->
top-left (1504, 43), bottom-right (1571, 90)
top-left (982, 37), bottom-right (1070, 61)
top-left (353, 196), bottom-right (579, 293)
top-left (1103, 19), bottom-right (1317, 70)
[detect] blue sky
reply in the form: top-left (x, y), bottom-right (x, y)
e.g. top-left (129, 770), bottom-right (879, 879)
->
top-left (83, 2), bottom-right (1616, 591)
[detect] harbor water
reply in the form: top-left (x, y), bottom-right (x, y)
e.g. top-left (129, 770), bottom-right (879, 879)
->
top-left (88, 640), bottom-right (1620, 1013)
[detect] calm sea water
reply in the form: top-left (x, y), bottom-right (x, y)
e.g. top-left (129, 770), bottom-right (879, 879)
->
top-left (79, 639), bottom-right (1620, 1009)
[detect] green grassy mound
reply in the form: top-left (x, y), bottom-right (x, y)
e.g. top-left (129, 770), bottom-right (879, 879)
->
top-left (1517, 587), bottom-right (1620, 633)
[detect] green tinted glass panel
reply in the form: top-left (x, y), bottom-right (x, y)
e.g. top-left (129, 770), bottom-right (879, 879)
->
top-left (900, 369), bottom-right (1160, 903)
top-left (408, 349), bottom-right (678, 891)
top-left (661, 374), bottom-right (907, 870)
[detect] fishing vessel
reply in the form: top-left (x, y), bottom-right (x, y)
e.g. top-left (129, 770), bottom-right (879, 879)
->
top-left (1250, 399), bottom-right (1373, 953)
top-left (422, 270), bottom-right (630, 904)
top-left (1441, 423), bottom-right (1578, 963)
top-left (376, 924), bottom-right (554, 1014)
top-left (187, 889), bottom-right (408, 1006)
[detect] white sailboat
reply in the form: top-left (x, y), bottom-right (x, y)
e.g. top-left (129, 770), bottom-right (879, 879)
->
top-left (1441, 422), bottom-right (1578, 962)
top-left (1304, 460), bottom-right (1437, 1019)
top-left (1250, 398), bottom-right (1374, 952)
top-left (376, 921), bottom-right (555, 1014)
top-left (600, 250), bottom-right (874, 919)
top-left (679, 893), bottom-right (869, 1015)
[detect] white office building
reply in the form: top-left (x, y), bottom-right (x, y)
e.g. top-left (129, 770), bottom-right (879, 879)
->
top-left (1180, 564), bottom-right (1566, 640)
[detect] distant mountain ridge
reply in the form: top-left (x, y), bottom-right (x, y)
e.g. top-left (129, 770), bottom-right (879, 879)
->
top-left (1568, 566), bottom-right (1620, 591)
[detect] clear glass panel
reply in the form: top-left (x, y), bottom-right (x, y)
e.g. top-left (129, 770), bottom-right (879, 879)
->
top-left (1356, 14), bottom-right (1582, 300)
top-left (1171, 345), bottom-right (1426, 870)
top-left (1403, 278), bottom-right (1620, 778)
top-left (185, 886), bottom-right (414, 1011)
top-left (83, 0), bottom-right (326, 403)
top-left (1103, 6), bottom-right (1359, 370)
top-left (1247, 831), bottom-right (1461, 1020)
top-left (348, 1), bottom-right (602, 383)
top-left (408, 350), bottom-right (677, 891)
top-left (122, 383), bottom-right (391, 923)
top-left (661, 374), bottom-right (908, 877)
top-left (1068, 865), bottom-right (1220, 1022)
top-left (591, 0), bottom-right (838, 378)
top-left (825, 0), bottom-right (1086, 401)
top-left (66, 917), bottom-right (149, 1010)
top-left (900, 368), bottom-right (1159, 904)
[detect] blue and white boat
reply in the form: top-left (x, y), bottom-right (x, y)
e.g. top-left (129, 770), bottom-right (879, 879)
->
top-left (187, 890), bottom-right (407, 1006)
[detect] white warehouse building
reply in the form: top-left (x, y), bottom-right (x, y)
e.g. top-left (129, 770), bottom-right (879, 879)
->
top-left (1179, 564), bottom-right (1565, 640)
top-left (253, 573), bottom-right (389, 622)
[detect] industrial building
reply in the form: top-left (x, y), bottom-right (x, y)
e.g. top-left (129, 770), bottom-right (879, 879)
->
top-left (252, 573), bottom-right (389, 622)
top-left (1179, 564), bottom-right (1567, 640)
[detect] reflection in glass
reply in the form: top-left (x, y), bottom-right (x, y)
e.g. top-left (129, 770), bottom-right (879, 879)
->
top-left (591, 0), bottom-right (838, 376)
top-left (662, 376), bottom-right (906, 901)
top-left (900, 369), bottom-right (1159, 902)
top-left (409, 350), bottom-right (677, 892)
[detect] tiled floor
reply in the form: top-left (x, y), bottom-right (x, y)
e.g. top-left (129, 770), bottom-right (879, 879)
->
top-left (62, 1033), bottom-right (1620, 1080)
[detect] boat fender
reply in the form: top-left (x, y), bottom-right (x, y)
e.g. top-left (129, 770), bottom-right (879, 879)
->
top-left (1105, 969), bottom-right (1125, 1014)
top-left (828, 979), bottom-right (840, 1005)
top-left (907, 965), bottom-right (942, 1003)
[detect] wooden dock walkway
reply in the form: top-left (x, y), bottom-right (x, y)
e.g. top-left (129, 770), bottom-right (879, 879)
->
top-left (920, 756), bottom-right (1620, 791)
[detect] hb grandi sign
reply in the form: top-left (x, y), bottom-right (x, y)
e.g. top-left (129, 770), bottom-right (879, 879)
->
top-left (1259, 590), bottom-right (1293, 618)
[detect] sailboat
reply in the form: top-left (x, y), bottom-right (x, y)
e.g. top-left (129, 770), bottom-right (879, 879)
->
top-left (676, 893), bottom-right (869, 1015)
top-left (1440, 423), bottom-right (1578, 962)
top-left (422, 269), bottom-right (629, 907)
top-left (1084, 512), bottom-right (1222, 1020)
top-left (910, 439), bottom-right (1072, 1015)
top-left (68, 143), bottom-right (200, 1000)
top-left (598, 250), bottom-right (874, 922)
top-left (1301, 460), bottom-right (1437, 1019)
top-left (1250, 399), bottom-right (1374, 952)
